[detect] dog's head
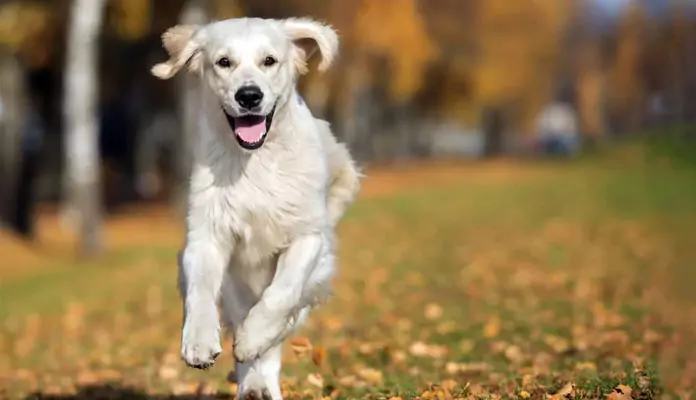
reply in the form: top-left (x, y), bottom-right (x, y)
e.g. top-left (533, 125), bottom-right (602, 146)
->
top-left (151, 18), bottom-right (338, 150)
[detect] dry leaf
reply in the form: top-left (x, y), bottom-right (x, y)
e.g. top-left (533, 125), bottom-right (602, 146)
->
top-left (547, 382), bottom-right (575, 400)
top-left (606, 385), bottom-right (632, 400)
top-left (312, 345), bottom-right (327, 367)
top-left (358, 368), bottom-right (384, 385)
top-left (425, 303), bottom-right (444, 320)
top-left (291, 337), bottom-right (313, 357)
top-left (440, 379), bottom-right (458, 391)
top-left (504, 344), bottom-right (525, 364)
top-left (409, 341), bottom-right (429, 357)
top-left (158, 365), bottom-right (178, 380)
top-left (307, 373), bottom-right (324, 388)
top-left (520, 391), bottom-right (531, 399)
top-left (338, 375), bottom-right (358, 388)
top-left (446, 361), bottom-right (460, 375)
top-left (575, 361), bottom-right (597, 371)
top-left (483, 316), bottom-right (501, 338)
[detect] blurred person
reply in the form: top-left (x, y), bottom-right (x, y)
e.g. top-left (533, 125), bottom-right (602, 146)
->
top-left (10, 95), bottom-right (46, 239)
top-left (535, 102), bottom-right (581, 156)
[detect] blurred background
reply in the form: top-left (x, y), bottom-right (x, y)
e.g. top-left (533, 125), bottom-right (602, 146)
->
top-left (1, 0), bottom-right (696, 399)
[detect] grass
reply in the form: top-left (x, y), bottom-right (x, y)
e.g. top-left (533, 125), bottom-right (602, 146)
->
top-left (1, 138), bottom-right (696, 399)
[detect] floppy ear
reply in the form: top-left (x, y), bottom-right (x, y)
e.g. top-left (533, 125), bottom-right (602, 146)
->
top-left (282, 18), bottom-right (339, 74)
top-left (151, 25), bottom-right (204, 80)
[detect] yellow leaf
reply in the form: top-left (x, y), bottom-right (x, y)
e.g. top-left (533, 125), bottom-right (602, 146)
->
top-left (520, 391), bottom-right (531, 399)
top-left (575, 361), bottom-right (597, 372)
top-left (483, 316), bottom-right (501, 338)
top-left (358, 368), bottom-right (384, 385)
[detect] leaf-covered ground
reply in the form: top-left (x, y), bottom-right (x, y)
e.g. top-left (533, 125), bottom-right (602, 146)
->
top-left (1, 140), bottom-right (696, 400)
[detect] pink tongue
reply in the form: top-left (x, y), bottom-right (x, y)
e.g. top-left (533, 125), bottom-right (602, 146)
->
top-left (234, 118), bottom-right (266, 143)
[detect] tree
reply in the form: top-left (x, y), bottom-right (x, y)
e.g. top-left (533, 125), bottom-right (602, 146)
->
top-left (172, 0), bottom-right (213, 216)
top-left (63, 0), bottom-right (107, 255)
top-left (0, 49), bottom-right (27, 231)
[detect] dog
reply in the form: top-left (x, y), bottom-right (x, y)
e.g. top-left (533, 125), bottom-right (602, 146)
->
top-left (151, 17), bottom-right (361, 400)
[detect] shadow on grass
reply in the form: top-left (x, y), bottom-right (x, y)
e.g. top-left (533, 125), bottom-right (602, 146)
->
top-left (23, 383), bottom-right (235, 400)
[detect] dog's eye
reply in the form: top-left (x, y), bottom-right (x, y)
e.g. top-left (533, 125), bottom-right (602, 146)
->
top-left (263, 56), bottom-right (277, 67)
top-left (216, 57), bottom-right (231, 68)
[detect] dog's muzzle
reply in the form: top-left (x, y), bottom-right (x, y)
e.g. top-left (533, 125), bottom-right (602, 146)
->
top-left (223, 105), bottom-right (276, 150)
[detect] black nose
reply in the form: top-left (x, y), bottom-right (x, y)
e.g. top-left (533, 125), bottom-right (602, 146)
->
top-left (234, 86), bottom-right (263, 110)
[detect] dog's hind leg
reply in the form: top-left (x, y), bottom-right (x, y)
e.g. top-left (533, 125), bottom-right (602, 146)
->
top-left (316, 119), bottom-right (361, 225)
top-left (234, 344), bottom-right (282, 400)
top-left (221, 277), bottom-right (291, 400)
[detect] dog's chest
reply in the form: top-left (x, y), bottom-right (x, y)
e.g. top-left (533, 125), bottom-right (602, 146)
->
top-left (204, 159), bottom-right (325, 266)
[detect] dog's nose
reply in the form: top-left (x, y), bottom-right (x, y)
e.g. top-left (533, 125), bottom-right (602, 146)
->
top-left (235, 86), bottom-right (264, 110)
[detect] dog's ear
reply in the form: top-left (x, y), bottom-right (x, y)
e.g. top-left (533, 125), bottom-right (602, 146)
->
top-left (151, 25), bottom-right (204, 80)
top-left (282, 18), bottom-right (339, 74)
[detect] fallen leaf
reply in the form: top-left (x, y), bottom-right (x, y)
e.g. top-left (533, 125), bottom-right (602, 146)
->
top-left (544, 335), bottom-right (571, 354)
top-left (440, 379), bottom-right (458, 391)
top-left (410, 340), bottom-right (429, 356)
top-left (291, 337), bottom-right (313, 357)
top-left (575, 361), bottom-right (597, 372)
top-left (338, 375), bottom-right (358, 388)
top-left (547, 382), bottom-right (575, 400)
top-left (358, 368), bottom-right (383, 385)
top-left (520, 391), bottom-right (531, 399)
top-left (483, 316), bottom-right (501, 338)
top-left (606, 385), bottom-right (632, 400)
top-left (228, 383), bottom-right (239, 395)
top-left (312, 345), bottom-right (326, 367)
top-left (425, 303), bottom-right (444, 320)
top-left (307, 373), bottom-right (324, 388)
top-left (446, 361), bottom-right (460, 375)
top-left (504, 344), bottom-right (525, 364)
top-left (158, 365), bottom-right (178, 380)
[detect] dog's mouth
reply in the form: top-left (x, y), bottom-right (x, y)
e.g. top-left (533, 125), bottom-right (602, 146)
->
top-left (223, 106), bottom-right (276, 150)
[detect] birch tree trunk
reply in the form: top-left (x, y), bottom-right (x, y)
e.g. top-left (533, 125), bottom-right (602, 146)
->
top-left (63, 0), bottom-right (107, 255)
top-left (173, 0), bottom-right (211, 217)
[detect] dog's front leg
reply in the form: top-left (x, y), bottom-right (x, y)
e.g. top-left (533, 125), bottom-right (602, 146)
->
top-left (233, 234), bottom-right (325, 362)
top-left (179, 236), bottom-right (230, 369)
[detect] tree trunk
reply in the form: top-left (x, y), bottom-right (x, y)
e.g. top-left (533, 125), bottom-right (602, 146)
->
top-left (63, 0), bottom-right (107, 256)
top-left (173, 0), bottom-right (212, 217)
top-left (482, 107), bottom-right (506, 157)
top-left (0, 50), bottom-right (27, 231)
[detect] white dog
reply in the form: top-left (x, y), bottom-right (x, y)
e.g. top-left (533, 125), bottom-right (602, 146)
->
top-left (151, 17), bottom-right (361, 400)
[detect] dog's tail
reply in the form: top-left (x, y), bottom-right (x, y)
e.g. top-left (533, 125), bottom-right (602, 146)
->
top-left (316, 119), bottom-right (362, 226)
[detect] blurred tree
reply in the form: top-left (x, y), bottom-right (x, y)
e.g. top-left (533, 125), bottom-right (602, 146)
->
top-left (472, 0), bottom-right (571, 152)
top-left (608, 2), bottom-right (648, 134)
top-left (174, 0), bottom-right (212, 215)
top-left (0, 48), bottom-right (27, 232)
top-left (63, 0), bottom-right (107, 256)
top-left (110, 0), bottom-right (152, 41)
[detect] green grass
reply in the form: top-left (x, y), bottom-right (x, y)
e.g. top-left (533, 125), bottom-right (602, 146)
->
top-left (1, 139), bottom-right (696, 399)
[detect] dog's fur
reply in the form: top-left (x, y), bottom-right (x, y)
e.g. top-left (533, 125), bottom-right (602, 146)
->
top-left (151, 17), bottom-right (360, 400)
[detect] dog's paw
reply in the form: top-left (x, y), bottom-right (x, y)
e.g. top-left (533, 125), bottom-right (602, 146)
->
top-left (233, 327), bottom-right (267, 363)
top-left (241, 387), bottom-right (273, 400)
top-left (181, 319), bottom-right (222, 369)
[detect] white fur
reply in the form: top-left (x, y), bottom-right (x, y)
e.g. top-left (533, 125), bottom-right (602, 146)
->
top-left (151, 17), bottom-right (360, 400)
